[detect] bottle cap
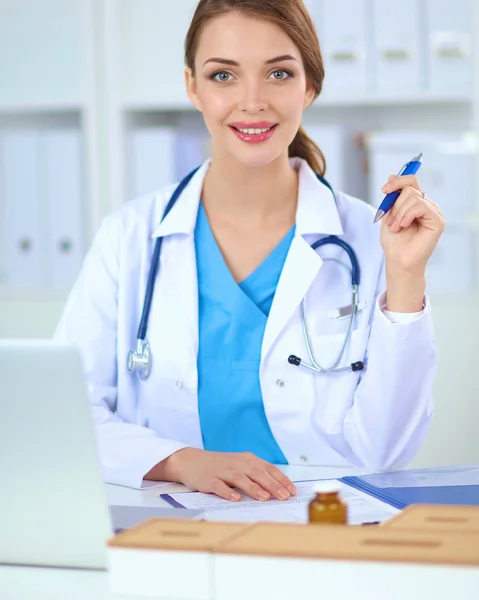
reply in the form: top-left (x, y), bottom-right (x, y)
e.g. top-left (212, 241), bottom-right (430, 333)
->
top-left (312, 481), bottom-right (341, 495)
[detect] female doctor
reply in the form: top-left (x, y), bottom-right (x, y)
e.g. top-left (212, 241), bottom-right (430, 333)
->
top-left (55, 0), bottom-right (445, 502)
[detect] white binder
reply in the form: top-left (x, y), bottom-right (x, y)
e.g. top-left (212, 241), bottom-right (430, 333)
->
top-left (304, 124), bottom-right (366, 200)
top-left (175, 129), bottom-right (210, 181)
top-left (41, 128), bottom-right (85, 289)
top-left (372, 0), bottom-right (423, 94)
top-left (0, 130), bottom-right (44, 288)
top-left (425, 0), bottom-right (473, 94)
top-left (128, 127), bottom-right (177, 199)
top-left (313, 0), bottom-right (372, 95)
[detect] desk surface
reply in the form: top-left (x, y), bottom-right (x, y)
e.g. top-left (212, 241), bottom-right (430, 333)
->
top-left (1, 465), bottom-right (365, 600)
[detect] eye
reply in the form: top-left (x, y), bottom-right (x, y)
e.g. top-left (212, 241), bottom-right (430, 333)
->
top-left (211, 71), bottom-right (232, 82)
top-left (269, 69), bottom-right (293, 81)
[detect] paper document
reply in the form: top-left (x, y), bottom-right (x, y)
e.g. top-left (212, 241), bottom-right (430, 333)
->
top-left (162, 480), bottom-right (399, 525)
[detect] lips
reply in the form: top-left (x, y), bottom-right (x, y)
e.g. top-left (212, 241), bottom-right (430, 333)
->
top-left (228, 122), bottom-right (278, 144)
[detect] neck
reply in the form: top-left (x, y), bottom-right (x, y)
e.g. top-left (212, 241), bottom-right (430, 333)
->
top-left (201, 150), bottom-right (299, 227)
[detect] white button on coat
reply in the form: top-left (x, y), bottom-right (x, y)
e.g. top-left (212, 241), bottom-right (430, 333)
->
top-left (54, 158), bottom-right (436, 489)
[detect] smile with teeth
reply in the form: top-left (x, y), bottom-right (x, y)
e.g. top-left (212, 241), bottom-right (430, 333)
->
top-left (233, 126), bottom-right (274, 134)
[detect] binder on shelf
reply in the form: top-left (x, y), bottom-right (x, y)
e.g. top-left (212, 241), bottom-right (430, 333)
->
top-left (371, 0), bottom-right (423, 94)
top-left (341, 464), bottom-right (479, 510)
top-left (304, 124), bottom-right (366, 200)
top-left (41, 128), bottom-right (85, 289)
top-left (128, 127), bottom-right (177, 198)
top-left (175, 129), bottom-right (210, 181)
top-left (0, 130), bottom-right (44, 288)
top-left (425, 0), bottom-right (473, 94)
top-left (313, 0), bottom-right (372, 95)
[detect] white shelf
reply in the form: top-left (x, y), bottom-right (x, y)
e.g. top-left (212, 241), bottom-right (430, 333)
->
top-left (121, 91), bottom-right (472, 113)
top-left (0, 103), bottom-right (85, 115)
top-left (315, 91), bottom-right (472, 107)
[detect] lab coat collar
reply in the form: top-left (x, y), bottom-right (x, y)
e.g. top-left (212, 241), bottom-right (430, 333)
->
top-left (152, 160), bottom-right (211, 238)
top-left (293, 157), bottom-right (344, 236)
top-left (151, 157), bottom-right (344, 239)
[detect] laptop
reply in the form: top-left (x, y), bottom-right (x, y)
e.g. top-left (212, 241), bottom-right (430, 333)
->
top-left (0, 340), bottom-right (201, 570)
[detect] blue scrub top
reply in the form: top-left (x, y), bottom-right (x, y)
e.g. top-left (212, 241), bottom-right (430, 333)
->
top-left (195, 202), bottom-right (295, 464)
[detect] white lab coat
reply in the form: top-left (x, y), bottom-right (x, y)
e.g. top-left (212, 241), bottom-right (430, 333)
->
top-left (55, 158), bottom-right (436, 489)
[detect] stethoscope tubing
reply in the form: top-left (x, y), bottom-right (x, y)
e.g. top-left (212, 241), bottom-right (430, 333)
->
top-left (128, 168), bottom-right (363, 379)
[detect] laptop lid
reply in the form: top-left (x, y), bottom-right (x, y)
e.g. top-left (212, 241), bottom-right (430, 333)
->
top-left (0, 340), bottom-right (200, 570)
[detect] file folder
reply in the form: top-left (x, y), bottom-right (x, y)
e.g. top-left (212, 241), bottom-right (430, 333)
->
top-left (372, 0), bottom-right (423, 94)
top-left (41, 128), bottom-right (85, 289)
top-left (128, 126), bottom-right (177, 198)
top-left (341, 464), bottom-right (479, 510)
top-left (425, 0), bottom-right (473, 94)
top-left (0, 129), bottom-right (44, 287)
top-left (314, 0), bottom-right (372, 95)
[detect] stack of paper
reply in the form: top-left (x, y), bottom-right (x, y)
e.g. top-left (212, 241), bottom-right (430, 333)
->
top-left (161, 480), bottom-right (400, 525)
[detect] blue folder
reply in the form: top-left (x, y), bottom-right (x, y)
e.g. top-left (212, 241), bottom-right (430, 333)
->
top-left (340, 464), bottom-right (479, 510)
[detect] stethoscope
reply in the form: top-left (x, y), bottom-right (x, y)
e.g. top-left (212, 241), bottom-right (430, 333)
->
top-left (127, 167), bottom-right (364, 381)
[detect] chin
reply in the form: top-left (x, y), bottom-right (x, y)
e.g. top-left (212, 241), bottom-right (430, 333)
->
top-left (227, 145), bottom-right (285, 169)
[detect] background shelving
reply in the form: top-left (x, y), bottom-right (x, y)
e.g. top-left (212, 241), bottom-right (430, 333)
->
top-left (0, 0), bottom-right (478, 468)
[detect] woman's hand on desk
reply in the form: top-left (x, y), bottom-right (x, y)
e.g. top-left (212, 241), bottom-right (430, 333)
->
top-left (158, 448), bottom-right (296, 501)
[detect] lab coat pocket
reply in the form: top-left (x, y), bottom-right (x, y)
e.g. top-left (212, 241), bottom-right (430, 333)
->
top-left (311, 325), bottom-right (371, 435)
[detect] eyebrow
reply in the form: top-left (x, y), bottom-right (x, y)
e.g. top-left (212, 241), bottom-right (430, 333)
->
top-left (203, 54), bottom-right (299, 67)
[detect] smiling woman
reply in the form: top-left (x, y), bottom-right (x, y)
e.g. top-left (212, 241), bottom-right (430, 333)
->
top-left (54, 0), bottom-right (444, 502)
top-left (184, 0), bottom-right (326, 175)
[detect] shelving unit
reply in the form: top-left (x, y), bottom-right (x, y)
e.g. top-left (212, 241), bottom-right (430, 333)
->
top-left (0, 0), bottom-right (103, 303)
top-left (0, 0), bottom-right (478, 466)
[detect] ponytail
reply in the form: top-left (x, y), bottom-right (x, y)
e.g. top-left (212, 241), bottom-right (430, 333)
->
top-left (289, 125), bottom-right (326, 176)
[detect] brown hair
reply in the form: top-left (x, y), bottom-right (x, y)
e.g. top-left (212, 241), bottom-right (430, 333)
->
top-left (184, 0), bottom-right (326, 175)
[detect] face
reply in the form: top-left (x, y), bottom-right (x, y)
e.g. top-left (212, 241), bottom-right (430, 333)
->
top-left (185, 12), bottom-right (315, 168)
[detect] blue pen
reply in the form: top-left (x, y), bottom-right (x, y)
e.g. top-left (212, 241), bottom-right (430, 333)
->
top-left (373, 152), bottom-right (424, 223)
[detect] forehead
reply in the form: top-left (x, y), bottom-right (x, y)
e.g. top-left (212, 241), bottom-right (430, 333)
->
top-left (195, 12), bottom-right (302, 64)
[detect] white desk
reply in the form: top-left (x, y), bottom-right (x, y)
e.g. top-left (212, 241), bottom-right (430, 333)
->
top-left (0, 465), bottom-right (366, 600)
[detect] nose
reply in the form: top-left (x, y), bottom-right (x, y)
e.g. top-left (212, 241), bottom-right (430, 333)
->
top-left (237, 78), bottom-right (268, 113)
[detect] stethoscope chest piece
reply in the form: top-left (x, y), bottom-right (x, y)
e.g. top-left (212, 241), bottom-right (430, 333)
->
top-left (127, 339), bottom-right (152, 380)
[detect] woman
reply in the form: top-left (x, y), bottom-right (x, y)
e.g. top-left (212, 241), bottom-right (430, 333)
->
top-left (55, 0), bottom-right (445, 502)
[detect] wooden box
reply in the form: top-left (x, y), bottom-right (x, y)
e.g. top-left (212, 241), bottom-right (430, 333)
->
top-left (107, 518), bottom-right (251, 599)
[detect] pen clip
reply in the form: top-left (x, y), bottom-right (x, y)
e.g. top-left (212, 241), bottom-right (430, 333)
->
top-left (397, 152), bottom-right (423, 176)
top-left (396, 160), bottom-right (410, 176)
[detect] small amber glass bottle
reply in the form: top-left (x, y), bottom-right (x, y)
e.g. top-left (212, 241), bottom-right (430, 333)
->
top-left (308, 482), bottom-right (348, 525)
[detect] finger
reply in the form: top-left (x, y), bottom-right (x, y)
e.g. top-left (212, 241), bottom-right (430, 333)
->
top-left (246, 466), bottom-right (292, 500)
top-left (424, 196), bottom-right (444, 216)
top-left (383, 175), bottom-right (422, 195)
top-left (266, 465), bottom-right (297, 496)
top-left (389, 192), bottom-right (444, 229)
top-left (209, 477), bottom-right (242, 502)
top-left (397, 200), bottom-right (440, 230)
top-left (223, 469), bottom-right (271, 501)
top-left (387, 192), bottom-right (423, 227)
top-left (241, 453), bottom-right (295, 498)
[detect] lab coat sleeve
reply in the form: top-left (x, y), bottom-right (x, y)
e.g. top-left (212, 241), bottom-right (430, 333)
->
top-left (341, 259), bottom-right (436, 471)
top-left (54, 216), bottom-right (188, 489)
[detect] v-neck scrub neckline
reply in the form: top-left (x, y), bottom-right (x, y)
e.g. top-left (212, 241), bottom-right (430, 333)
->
top-left (194, 202), bottom-right (295, 462)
